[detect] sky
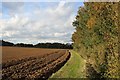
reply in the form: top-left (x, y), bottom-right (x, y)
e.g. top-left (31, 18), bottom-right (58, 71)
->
top-left (0, 1), bottom-right (84, 44)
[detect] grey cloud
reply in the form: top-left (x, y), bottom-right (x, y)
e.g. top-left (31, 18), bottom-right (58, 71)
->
top-left (2, 2), bottom-right (24, 16)
top-left (2, 2), bottom-right (24, 11)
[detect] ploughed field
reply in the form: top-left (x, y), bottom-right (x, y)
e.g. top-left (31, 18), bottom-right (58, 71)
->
top-left (1, 47), bottom-right (70, 80)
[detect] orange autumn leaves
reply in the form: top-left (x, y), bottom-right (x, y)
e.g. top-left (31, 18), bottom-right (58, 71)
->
top-left (86, 3), bottom-right (103, 29)
top-left (87, 16), bottom-right (96, 29)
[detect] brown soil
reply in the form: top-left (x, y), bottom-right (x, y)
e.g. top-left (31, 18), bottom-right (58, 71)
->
top-left (1, 46), bottom-right (70, 80)
top-left (2, 46), bottom-right (59, 63)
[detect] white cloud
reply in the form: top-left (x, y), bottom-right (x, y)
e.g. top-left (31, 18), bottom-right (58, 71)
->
top-left (0, 13), bottom-right (2, 18)
top-left (1, 2), bottom-right (78, 44)
top-left (54, 32), bottom-right (67, 37)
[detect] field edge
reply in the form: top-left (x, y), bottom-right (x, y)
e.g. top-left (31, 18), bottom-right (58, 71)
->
top-left (49, 50), bottom-right (86, 79)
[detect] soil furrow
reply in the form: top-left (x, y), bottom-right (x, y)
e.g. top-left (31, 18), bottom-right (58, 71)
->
top-left (2, 50), bottom-right (70, 80)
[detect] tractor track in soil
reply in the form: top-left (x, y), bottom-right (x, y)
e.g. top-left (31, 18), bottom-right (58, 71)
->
top-left (2, 50), bottom-right (71, 80)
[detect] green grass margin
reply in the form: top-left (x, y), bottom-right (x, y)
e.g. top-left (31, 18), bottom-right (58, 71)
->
top-left (49, 50), bottom-right (86, 78)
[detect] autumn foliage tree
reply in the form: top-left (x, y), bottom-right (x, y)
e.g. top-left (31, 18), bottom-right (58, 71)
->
top-left (72, 2), bottom-right (119, 78)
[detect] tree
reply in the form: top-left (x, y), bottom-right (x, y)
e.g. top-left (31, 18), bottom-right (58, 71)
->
top-left (72, 2), bottom-right (119, 78)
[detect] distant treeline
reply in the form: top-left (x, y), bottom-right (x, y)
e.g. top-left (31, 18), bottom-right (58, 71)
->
top-left (0, 40), bottom-right (73, 49)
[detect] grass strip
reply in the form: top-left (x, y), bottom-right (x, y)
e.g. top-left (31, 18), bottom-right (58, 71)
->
top-left (49, 50), bottom-right (86, 78)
